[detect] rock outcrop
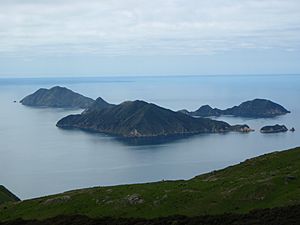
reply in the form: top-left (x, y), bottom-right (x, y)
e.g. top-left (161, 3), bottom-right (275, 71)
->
top-left (260, 124), bottom-right (288, 133)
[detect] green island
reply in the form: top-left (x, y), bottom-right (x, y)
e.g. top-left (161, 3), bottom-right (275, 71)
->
top-left (1, 147), bottom-right (299, 224)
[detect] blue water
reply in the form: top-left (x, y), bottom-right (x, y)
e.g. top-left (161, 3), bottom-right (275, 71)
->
top-left (0, 75), bottom-right (299, 199)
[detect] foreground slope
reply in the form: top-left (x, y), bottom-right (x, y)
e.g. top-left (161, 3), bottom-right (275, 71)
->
top-left (0, 186), bottom-right (19, 205)
top-left (20, 86), bottom-right (96, 109)
top-left (57, 100), bottom-right (250, 137)
top-left (1, 147), bottom-right (299, 221)
top-left (1, 205), bottom-right (300, 225)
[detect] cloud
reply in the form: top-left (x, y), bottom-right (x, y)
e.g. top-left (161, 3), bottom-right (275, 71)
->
top-left (0, 0), bottom-right (299, 56)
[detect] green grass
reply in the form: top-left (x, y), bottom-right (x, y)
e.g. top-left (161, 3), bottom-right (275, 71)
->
top-left (0, 186), bottom-right (19, 205)
top-left (1, 147), bottom-right (300, 221)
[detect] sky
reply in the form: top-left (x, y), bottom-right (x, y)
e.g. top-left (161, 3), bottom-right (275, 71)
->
top-left (0, 0), bottom-right (300, 77)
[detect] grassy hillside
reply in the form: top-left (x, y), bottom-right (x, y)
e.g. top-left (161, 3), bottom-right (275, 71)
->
top-left (0, 147), bottom-right (299, 221)
top-left (0, 186), bottom-right (19, 205)
top-left (1, 205), bottom-right (300, 225)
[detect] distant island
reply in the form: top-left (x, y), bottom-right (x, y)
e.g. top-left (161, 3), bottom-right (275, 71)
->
top-left (57, 99), bottom-right (252, 138)
top-left (260, 124), bottom-right (288, 133)
top-left (181, 99), bottom-right (290, 118)
top-left (20, 86), bottom-right (95, 109)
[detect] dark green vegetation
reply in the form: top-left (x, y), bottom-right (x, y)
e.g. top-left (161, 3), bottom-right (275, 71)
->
top-left (1, 205), bottom-right (300, 225)
top-left (184, 99), bottom-right (290, 118)
top-left (0, 186), bottom-right (19, 205)
top-left (260, 124), bottom-right (289, 133)
top-left (57, 100), bottom-right (251, 138)
top-left (1, 147), bottom-right (299, 222)
top-left (20, 86), bottom-right (96, 109)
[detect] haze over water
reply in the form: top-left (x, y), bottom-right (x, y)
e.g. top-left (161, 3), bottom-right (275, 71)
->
top-left (0, 75), bottom-right (299, 199)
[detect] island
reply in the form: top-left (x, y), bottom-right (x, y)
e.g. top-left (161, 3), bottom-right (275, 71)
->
top-left (20, 86), bottom-right (95, 109)
top-left (57, 99), bottom-right (252, 138)
top-left (181, 99), bottom-right (290, 118)
top-left (260, 124), bottom-right (288, 133)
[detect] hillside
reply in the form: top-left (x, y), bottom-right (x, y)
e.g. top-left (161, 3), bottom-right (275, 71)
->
top-left (20, 86), bottom-right (95, 109)
top-left (57, 100), bottom-right (251, 137)
top-left (1, 205), bottom-right (300, 225)
top-left (0, 186), bottom-right (19, 205)
top-left (0, 147), bottom-right (299, 221)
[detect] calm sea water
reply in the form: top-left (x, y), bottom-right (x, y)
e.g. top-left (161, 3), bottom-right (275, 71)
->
top-left (0, 75), bottom-right (299, 199)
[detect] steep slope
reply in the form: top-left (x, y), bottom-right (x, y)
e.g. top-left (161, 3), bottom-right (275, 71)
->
top-left (0, 186), bottom-right (19, 205)
top-left (0, 147), bottom-right (299, 221)
top-left (188, 99), bottom-right (290, 118)
top-left (57, 100), bottom-right (250, 137)
top-left (20, 86), bottom-right (95, 109)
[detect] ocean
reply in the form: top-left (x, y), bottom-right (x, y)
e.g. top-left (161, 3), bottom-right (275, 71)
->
top-left (0, 75), bottom-right (299, 199)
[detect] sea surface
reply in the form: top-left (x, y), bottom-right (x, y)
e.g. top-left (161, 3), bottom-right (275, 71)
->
top-left (0, 75), bottom-right (299, 199)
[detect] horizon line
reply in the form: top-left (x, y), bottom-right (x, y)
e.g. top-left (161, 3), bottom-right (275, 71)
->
top-left (0, 73), bottom-right (300, 79)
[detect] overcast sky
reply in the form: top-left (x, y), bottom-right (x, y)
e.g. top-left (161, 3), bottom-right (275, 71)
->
top-left (0, 0), bottom-right (300, 77)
